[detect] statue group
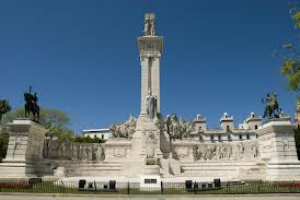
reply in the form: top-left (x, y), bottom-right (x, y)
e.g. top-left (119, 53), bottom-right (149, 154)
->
top-left (144, 13), bottom-right (156, 36)
top-left (24, 86), bottom-right (40, 122)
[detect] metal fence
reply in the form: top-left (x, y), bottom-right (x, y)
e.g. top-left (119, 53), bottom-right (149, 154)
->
top-left (0, 179), bottom-right (300, 194)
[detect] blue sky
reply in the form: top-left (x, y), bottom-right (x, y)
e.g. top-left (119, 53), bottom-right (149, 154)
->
top-left (0, 0), bottom-right (298, 132)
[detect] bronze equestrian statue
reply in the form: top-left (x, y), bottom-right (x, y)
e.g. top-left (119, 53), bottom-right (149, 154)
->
top-left (24, 86), bottom-right (40, 122)
top-left (262, 92), bottom-right (282, 119)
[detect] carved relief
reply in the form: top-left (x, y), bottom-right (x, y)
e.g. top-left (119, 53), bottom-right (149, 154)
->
top-left (43, 140), bottom-right (105, 162)
top-left (194, 141), bottom-right (259, 162)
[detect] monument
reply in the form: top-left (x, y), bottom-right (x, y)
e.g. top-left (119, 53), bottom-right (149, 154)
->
top-left (1, 13), bottom-right (300, 184)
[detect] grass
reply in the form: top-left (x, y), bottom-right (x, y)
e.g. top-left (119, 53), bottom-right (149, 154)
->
top-left (0, 181), bottom-right (300, 195)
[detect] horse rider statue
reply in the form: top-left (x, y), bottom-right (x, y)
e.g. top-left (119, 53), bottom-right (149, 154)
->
top-left (262, 92), bottom-right (282, 119)
top-left (24, 86), bottom-right (40, 122)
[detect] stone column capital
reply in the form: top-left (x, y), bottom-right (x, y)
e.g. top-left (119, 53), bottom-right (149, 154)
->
top-left (140, 50), bottom-right (161, 59)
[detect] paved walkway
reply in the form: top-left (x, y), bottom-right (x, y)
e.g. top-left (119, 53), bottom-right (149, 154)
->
top-left (1, 193), bottom-right (300, 200)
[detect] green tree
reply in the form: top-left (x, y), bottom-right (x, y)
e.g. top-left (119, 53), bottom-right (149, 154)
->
top-left (0, 99), bottom-right (11, 122)
top-left (279, 1), bottom-right (300, 93)
top-left (0, 128), bottom-right (10, 162)
top-left (282, 1), bottom-right (300, 160)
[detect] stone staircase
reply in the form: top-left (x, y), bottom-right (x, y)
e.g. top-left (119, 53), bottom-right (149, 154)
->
top-left (68, 162), bottom-right (122, 176)
top-left (35, 159), bottom-right (122, 177)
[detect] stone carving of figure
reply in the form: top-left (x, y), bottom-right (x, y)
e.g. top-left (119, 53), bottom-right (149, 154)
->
top-left (282, 137), bottom-right (290, 155)
top-left (205, 146), bottom-right (214, 160)
top-left (150, 20), bottom-right (155, 36)
top-left (110, 116), bottom-right (137, 139)
top-left (154, 113), bottom-right (164, 131)
top-left (146, 89), bottom-right (157, 120)
top-left (225, 144), bottom-right (232, 159)
top-left (237, 143), bottom-right (244, 159)
top-left (71, 144), bottom-right (78, 160)
top-left (13, 136), bottom-right (23, 158)
top-left (144, 20), bottom-right (150, 36)
top-left (212, 145), bottom-right (221, 160)
top-left (251, 142), bottom-right (259, 158)
top-left (96, 146), bottom-right (104, 162)
top-left (59, 142), bottom-right (65, 157)
top-left (146, 131), bottom-right (157, 159)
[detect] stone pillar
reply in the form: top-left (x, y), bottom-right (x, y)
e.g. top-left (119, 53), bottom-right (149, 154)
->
top-left (138, 36), bottom-right (163, 120)
top-left (0, 119), bottom-right (48, 178)
top-left (151, 55), bottom-right (161, 113)
top-left (140, 56), bottom-right (150, 117)
top-left (257, 118), bottom-right (300, 181)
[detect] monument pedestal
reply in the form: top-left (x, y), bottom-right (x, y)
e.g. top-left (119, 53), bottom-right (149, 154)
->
top-left (0, 119), bottom-right (48, 178)
top-left (257, 118), bottom-right (300, 181)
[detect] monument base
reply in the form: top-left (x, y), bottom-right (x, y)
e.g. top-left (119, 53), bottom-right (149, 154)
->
top-left (257, 118), bottom-right (300, 181)
top-left (0, 119), bottom-right (48, 178)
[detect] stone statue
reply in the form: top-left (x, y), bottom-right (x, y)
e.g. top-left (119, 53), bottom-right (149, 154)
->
top-left (146, 90), bottom-right (157, 120)
top-left (144, 20), bottom-right (150, 36)
top-left (146, 131), bottom-right (157, 159)
top-left (24, 86), bottom-right (40, 122)
top-left (150, 20), bottom-right (155, 36)
top-left (262, 92), bottom-right (282, 119)
top-left (165, 114), bottom-right (195, 139)
top-left (144, 13), bottom-right (156, 36)
top-left (110, 116), bottom-right (137, 139)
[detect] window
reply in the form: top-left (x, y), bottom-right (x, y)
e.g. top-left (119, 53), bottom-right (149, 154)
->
top-left (246, 134), bottom-right (250, 140)
top-left (255, 125), bottom-right (258, 130)
top-left (256, 134), bottom-right (258, 139)
top-left (218, 135), bottom-right (221, 141)
top-left (210, 135), bottom-right (214, 141)
top-left (239, 135), bottom-right (242, 140)
top-left (101, 134), bottom-right (104, 139)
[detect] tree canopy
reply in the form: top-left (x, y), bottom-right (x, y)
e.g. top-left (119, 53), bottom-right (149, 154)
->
top-left (0, 100), bottom-right (11, 122)
top-left (279, 1), bottom-right (300, 94)
top-left (2, 108), bottom-right (74, 141)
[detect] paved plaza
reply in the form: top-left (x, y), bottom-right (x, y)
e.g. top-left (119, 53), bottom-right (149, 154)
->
top-left (1, 194), bottom-right (300, 200)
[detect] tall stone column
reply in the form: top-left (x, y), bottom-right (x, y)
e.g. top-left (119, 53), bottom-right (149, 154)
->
top-left (151, 55), bottom-right (161, 113)
top-left (138, 39), bottom-right (163, 121)
top-left (140, 56), bottom-right (150, 117)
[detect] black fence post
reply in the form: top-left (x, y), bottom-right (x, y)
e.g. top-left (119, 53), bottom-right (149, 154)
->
top-left (127, 182), bottom-right (130, 195)
top-left (193, 181), bottom-right (196, 194)
top-left (161, 181), bottom-right (163, 194)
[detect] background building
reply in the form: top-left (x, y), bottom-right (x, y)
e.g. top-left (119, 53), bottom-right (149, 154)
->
top-left (82, 129), bottom-right (111, 140)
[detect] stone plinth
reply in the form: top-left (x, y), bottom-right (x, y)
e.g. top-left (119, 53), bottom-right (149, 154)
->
top-left (105, 139), bottom-right (131, 161)
top-left (0, 119), bottom-right (48, 177)
top-left (257, 118), bottom-right (300, 180)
